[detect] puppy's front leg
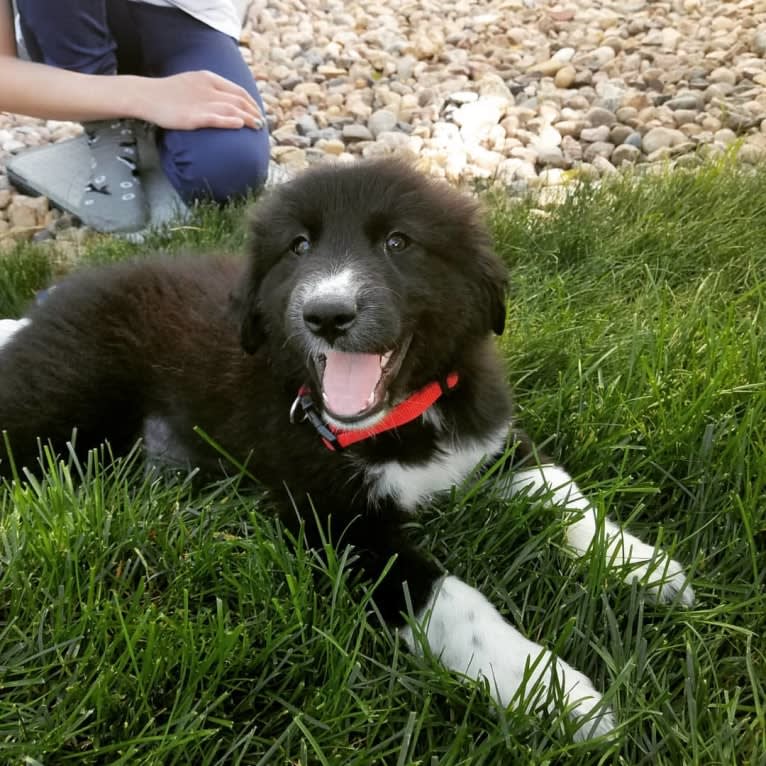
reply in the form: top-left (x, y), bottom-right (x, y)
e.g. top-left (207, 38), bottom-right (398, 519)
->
top-left (401, 574), bottom-right (615, 741)
top-left (328, 507), bottom-right (614, 741)
top-left (503, 441), bottom-right (695, 606)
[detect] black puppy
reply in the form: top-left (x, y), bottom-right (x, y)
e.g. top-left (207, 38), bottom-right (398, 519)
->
top-left (0, 159), bottom-right (693, 740)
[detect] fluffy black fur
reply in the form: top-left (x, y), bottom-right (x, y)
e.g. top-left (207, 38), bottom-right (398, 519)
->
top-left (0, 159), bottom-right (520, 623)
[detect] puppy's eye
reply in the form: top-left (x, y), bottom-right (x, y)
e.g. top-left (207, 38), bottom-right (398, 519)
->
top-left (384, 232), bottom-right (410, 255)
top-left (290, 235), bottom-right (311, 255)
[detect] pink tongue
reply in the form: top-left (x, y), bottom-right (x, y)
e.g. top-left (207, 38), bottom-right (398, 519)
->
top-left (322, 351), bottom-right (383, 417)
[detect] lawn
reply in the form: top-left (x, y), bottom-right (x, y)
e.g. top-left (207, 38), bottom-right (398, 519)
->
top-left (1, 159), bottom-right (764, 765)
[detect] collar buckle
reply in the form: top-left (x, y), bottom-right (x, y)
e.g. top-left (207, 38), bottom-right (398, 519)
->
top-left (289, 386), bottom-right (342, 451)
top-left (289, 392), bottom-right (307, 424)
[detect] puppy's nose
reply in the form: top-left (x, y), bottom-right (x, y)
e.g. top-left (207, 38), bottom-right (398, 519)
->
top-left (303, 297), bottom-right (357, 341)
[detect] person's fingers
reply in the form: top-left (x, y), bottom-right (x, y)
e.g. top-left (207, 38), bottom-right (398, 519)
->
top-left (223, 92), bottom-right (263, 123)
top-left (235, 98), bottom-right (264, 125)
top-left (202, 71), bottom-right (264, 118)
top-left (152, 72), bottom-right (265, 130)
top-left (195, 102), bottom-right (262, 131)
top-left (215, 100), bottom-right (263, 129)
top-left (198, 112), bottom-right (246, 130)
top-left (214, 90), bottom-right (262, 119)
top-left (205, 70), bottom-right (252, 97)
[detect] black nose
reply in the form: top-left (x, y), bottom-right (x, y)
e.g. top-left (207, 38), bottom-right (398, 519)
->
top-left (303, 297), bottom-right (357, 341)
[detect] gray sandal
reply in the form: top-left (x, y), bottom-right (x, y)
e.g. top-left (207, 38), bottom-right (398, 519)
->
top-left (81, 119), bottom-right (148, 233)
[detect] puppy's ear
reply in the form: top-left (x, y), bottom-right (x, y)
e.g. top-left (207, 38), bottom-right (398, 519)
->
top-left (230, 262), bottom-right (264, 354)
top-left (485, 259), bottom-right (508, 336)
top-left (232, 201), bottom-right (275, 354)
top-left (458, 198), bottom-right (508, 336)
top-left (475, 239), bottom-right (509, 336)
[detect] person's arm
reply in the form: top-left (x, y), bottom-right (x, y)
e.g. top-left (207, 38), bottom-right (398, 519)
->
top-left (0, 4), bottom-right (263, 130)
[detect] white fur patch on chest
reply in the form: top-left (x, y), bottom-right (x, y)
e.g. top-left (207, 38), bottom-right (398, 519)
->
top-left (366, 425), bottom-right (508, 511)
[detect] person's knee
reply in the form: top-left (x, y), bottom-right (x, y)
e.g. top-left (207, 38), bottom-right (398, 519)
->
top-left (162, 128), bottom-right (270, 205)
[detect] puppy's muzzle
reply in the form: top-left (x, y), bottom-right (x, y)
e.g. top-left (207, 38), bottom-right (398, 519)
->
top-left (302, 296), bottom-right (358, 344)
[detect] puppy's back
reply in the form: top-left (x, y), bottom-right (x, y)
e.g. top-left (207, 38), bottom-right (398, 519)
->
top-left (0, 254), bottom-right (247, 476)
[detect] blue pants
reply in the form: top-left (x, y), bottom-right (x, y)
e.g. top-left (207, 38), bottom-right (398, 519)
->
top-left (16, 0), bottom-right (270, 203)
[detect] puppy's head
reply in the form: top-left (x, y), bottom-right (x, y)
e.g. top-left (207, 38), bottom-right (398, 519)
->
top-left (237, 159), bottom-right (507, 429)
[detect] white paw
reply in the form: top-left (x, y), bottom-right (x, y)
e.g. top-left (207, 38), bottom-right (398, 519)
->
top-left (402, 575), bottom-right (616, 741)
top-left (552, 663), bottom-right (616, 742)
top-left (567, 512), bottom-right (695, 607)
top-left (617, 540), bottom-right (695, 607)
top-left (504, 651), bottom-right (615, 742)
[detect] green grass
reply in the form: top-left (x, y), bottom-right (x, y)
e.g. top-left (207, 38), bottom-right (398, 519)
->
top-left (1, 160), bottom-right (765, 764)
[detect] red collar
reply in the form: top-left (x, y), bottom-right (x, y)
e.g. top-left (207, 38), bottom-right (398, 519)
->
top-left (290, 372), bottom-right (459, 451)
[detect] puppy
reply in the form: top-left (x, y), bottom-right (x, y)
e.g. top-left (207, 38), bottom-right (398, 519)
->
top-left (0, 159), bottom-right (693, 740)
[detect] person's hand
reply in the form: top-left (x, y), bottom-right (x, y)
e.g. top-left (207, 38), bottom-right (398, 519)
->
top-left (134, 70), bottom-right (265, 131)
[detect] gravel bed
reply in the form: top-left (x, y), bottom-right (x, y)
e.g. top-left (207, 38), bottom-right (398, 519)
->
top-left (2, 0), bottom-right (766, 245)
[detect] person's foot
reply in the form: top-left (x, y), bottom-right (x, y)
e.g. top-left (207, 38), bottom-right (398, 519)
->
top-left (80, 120), bottom-right (148, 233)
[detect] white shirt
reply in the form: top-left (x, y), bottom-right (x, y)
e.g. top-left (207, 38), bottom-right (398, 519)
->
top-left (13, 1), bottom-right (250, 54)
top-left (127, 1), bottom-right (250, 39)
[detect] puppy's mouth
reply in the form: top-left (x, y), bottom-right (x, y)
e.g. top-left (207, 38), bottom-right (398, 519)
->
top-left (310, 337), bottom-right (411, 425)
